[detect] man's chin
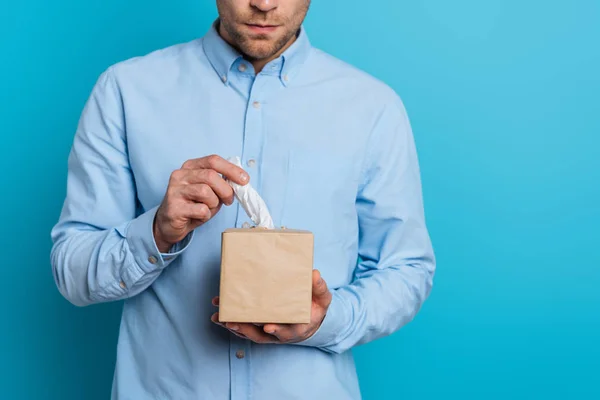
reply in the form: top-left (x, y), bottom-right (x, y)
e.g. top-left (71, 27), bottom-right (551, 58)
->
top-left (241, 45), bottom-right (279, 61)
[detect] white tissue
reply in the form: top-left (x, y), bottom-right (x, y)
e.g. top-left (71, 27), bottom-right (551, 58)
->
top-left (227, 156), bottom-right (275, 229)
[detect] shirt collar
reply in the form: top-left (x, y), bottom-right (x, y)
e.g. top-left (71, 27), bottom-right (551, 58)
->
top-left (202, 19), bottom-right (311, 87)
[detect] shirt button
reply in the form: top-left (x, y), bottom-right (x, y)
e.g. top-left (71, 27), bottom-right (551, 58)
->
top-left (252, 101), bottom-right (261, 109)
top-left (236, 350), bottom-right (245, 359)
top-left (119, 281), bottom-right (127, 289)
top-left (242, 222), bottom-right (251, 229)
top-left (221, 75), bottom-right (227, 83)
top-left (148, 255), bottom-right (158, 264)
top-left (283, 74), bottom-right (289, 82)
top-left (238, 63), bottom-right (247, 72)
top-left (247, 159), bottom-right (256, 168)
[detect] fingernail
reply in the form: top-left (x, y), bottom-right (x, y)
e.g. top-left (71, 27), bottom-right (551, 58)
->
top-left (228, 324), bottom-right (239, 331)
top-left (317, 278), bottom-right (323, 285)
top-left (240, 173), bottom-right (248, 182)
top-left (264, 325), bottom-right (276, 334)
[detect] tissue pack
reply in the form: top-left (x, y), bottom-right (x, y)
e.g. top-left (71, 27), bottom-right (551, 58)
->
top-left (218, 227), bottom-right (313, 324)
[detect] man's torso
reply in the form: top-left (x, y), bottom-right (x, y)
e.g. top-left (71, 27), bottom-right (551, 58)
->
top-left (109, 26), bottom-right (398, 400)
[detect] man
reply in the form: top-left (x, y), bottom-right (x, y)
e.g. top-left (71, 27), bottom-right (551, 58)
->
top-left (51, 0), bottom-right (436, 398)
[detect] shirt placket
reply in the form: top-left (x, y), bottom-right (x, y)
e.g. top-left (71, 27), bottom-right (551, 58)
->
top-left (229, 62), bottom-right (270, 400)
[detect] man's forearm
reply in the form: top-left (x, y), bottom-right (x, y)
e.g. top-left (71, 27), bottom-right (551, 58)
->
top-left (293, 256), bottom-right (434, 354)
top-left (51, 206), bottom-right (193, 307)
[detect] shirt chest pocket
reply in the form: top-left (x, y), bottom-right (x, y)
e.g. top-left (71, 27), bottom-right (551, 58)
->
top-left (281, 148), bottom-right (360, 232)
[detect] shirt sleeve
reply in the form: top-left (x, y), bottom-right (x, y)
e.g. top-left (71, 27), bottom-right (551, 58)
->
top-left (293, 95), bottom-right (436, 354)
top-left (50, 67), bottom-right (194, 307)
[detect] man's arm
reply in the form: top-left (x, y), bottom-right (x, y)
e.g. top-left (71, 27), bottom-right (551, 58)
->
top-left (50, 67), bottom-right (193, 307)
top-left (293, 94), bottom-right (436, 354)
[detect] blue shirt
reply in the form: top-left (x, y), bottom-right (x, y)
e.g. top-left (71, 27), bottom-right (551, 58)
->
top-left (51, 21), bottom-right (436, 400)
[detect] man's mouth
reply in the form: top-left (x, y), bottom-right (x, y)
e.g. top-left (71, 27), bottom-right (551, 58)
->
top-left (245, 23), bottom-right (280, 34)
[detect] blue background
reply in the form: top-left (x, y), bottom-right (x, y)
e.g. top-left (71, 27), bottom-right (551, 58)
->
top-left (1, 1), bottom-right (599, 399)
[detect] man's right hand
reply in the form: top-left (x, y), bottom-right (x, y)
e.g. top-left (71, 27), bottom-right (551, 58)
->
top-left (153, 155), bottom-right (249, 253)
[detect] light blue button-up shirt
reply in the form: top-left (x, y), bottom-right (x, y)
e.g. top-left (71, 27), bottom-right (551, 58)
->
top-left (51, 21), bottom-right (435, 400)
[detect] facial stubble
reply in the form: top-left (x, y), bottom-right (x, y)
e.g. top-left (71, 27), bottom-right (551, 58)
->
top-left (218, 1), bottom-right (310, 61)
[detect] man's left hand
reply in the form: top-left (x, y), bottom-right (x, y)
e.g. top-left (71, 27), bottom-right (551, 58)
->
top-left (210, 269), bottom-right (332, 344)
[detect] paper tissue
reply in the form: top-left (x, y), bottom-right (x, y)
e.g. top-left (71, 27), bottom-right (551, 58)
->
top-left (218, 157), bottom-right (313, 324)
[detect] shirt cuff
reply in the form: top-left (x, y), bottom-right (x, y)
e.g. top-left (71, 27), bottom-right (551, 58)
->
top-left (123, 205), bottom-right (194, 273)
top-left (292, 289), bottom-right (349, 350)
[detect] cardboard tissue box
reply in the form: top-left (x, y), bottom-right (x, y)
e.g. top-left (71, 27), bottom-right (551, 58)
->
top-left (218, 157), bottom-right (314, 324)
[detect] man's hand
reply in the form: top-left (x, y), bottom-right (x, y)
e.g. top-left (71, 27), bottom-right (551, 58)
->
top-left (210, 270), bottom-right (333, 344)
top-left (153, 155), bottom-right (249, 253)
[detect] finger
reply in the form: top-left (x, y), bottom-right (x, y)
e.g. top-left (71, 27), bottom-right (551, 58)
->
top-left (226, 326), bottom-right (249, 339)
top-left (312, 270), bottom-right (333, 309)
top-left (211, 313), bottom-right (248, 338)
top-left (211, 296), bottom-right (219, 306)
top-left (181, 184), bottom-right (220, 209)
top-left (211, 312), bottom-right (224, 326)
top-left (187, 203), bottom-right (223, 230)
top-left (312, 270), bottom-right (329, 298)
top-left (264, 321), bottom-right (319, 343)
top-left (262, 323), bottom-right (301, 343)
top-left (227, 323), bottom-right (279, 344)
top-left (209, 202), bottom-right (223, 215)
top-left (181, 169), bottom-right (236, 205)
top-left (182, 155), bottom-right (249, 185)
top-left (184, 203), bottom-right (212, 222)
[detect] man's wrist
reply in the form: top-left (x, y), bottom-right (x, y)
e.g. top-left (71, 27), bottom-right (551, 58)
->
top-left (290, 290), bottom-right (348, 350)
top-left (152, 217), bottom-right (172, 253)
top-left (304, 311), bottom-right (327, 340)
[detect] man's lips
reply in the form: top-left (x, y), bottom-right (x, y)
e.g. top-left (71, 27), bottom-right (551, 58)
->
top-left (245, 24), bottom-right (280, 34)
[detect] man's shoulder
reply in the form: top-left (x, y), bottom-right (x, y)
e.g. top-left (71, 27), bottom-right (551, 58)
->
top-left (308, 47), bottom-right (404, 109)
top-left (102, 38), bottom-right (206, 82)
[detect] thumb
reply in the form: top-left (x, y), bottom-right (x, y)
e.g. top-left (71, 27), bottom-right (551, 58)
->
top-left (312, 270), bottom-right (332, 305)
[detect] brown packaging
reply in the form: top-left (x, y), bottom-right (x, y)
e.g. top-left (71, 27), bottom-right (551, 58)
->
top-left (218, 227), bottom-right (313, 324)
